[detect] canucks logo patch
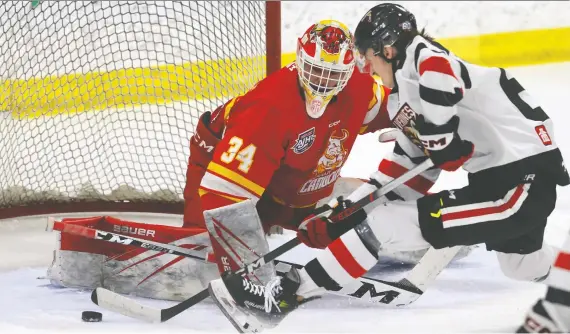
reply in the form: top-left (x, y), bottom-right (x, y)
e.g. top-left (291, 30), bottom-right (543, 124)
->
top-left (291, 127), bottom-right (316, 154)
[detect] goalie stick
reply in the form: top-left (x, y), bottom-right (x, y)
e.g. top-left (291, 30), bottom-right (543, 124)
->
top-left (90, 159), bottom-right (459, 322)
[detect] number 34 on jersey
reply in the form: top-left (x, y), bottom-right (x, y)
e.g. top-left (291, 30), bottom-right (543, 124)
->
top-left (220, 136), bottom-right (257, 174)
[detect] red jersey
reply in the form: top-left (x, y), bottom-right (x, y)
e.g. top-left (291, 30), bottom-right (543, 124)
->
top-left (184, 63), bottom-right (390, 230)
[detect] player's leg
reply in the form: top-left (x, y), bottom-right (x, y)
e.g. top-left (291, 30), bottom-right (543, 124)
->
top-left (205, 200), bottom-right (301, 332)
top-left (517, 231), bottom-right (570, 333)
top-left (207, 177), bottom-right (557, 331)
top-left (203, 200), bottom-right (276, 282)
top-left (295, 200), bottom-right (431, 298)
top-left (295, 178), bottom-right (557, 298)
top-left (495, 247), bottom-right (554, 282)
top-left (493, 222), bottom-right (554, 283)
top-left (322, 177), bottom-right (475, 265)
top-left (418, 176), bottom-right (557, 282)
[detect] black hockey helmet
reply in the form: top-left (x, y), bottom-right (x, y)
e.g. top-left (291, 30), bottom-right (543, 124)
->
top-left (354, 3), bottom-right (417, 63)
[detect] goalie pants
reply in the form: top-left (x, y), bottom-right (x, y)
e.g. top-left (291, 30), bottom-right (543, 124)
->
top-left (297, 168), bottom-right (560, 297)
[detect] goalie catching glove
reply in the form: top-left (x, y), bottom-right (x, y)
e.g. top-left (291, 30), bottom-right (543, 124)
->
top-left (413, 114), bottom-right (474, 172)
top-left (297, 196), bottom-right (368, 249)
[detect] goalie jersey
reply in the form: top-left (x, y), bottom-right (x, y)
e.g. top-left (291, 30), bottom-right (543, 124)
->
top-left (371, 35), bottom-right (569, 201)
top-left (183, 63), bottom-right (391, 230)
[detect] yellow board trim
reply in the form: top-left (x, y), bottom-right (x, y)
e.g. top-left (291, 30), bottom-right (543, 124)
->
top-left (2, 27), bottom-right (569, 120)
top-left (283, 26), bottom-right (570, 68)
top-left (438, 26), bottom-right (570, 68)
top-left (207, 161), bottom-right (265, 197)
top-left (1, 56), bottom-right (265, 120)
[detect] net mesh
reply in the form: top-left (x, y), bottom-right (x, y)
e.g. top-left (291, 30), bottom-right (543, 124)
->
top-left (0, 1), bottom-right (268, 218)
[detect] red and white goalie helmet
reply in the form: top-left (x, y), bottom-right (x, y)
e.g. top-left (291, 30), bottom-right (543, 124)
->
top-left (296, 20), bottom-right (355, 118)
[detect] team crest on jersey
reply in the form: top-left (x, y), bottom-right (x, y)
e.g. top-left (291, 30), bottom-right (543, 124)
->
top-left (299, 129), bottom-right (349, 194)
top-left (292, 127), bottom-right (316, 154)
top-left (393, 102), bottom-right (430, 155)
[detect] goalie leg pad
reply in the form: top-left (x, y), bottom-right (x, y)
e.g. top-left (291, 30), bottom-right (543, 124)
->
top-left (204, 200), bottom-right (275, 284)
top-left (48, 216), bottom-right (216, 301)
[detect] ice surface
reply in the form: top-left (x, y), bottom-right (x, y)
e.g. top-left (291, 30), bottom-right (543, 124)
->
top-left (0, 62), bottom-right (569, 333)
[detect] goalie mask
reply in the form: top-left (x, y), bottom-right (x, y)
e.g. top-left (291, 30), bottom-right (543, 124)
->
top-left (296, 20), bottom-right (355, 119)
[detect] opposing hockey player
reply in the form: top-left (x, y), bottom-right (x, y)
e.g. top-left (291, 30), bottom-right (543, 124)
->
top-left (208, 3), bottom-right (570, 332)
top-left (517, 230), bottom-right (570, 333)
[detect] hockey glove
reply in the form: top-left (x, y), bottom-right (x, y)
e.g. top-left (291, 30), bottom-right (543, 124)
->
top-left (297, 196), bottom-right (367, 249)
top-left (413, 114), bottom-right (474, 171)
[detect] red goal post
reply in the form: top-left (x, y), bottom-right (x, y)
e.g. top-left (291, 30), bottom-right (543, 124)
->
top-left (0, 1), bottom-right (282, 219)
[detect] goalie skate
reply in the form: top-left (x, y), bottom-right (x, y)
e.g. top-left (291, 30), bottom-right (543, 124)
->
top-left (208, 269), bottom-right (301, 333)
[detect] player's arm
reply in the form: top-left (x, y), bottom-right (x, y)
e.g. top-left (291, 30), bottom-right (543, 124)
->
top-left (198, 103), bottom-right (284, 210)
top-left (412, 45), bottom-right (474, 171)
top-left (183, 100), bottom-right (232, 227)
top-left (183, 97), bottom-right (240, 226)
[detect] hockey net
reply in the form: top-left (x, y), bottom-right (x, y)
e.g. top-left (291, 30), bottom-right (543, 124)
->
top-left (0, 1), bottom-right (281, 219)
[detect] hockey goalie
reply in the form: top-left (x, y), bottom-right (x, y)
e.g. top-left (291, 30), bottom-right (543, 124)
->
top-left (47, 19), bottom-right (472, 302)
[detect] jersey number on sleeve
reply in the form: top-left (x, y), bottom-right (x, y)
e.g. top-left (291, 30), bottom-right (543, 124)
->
top-left (220, 136), bottom-right (257, 173)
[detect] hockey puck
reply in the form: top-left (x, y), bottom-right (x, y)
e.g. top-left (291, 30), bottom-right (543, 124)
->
top-left (81, 311), bottom-right (102, 322)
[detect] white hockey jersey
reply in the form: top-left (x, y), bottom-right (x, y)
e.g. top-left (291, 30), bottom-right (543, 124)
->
top-left (372, 35), bottom-right (568, 199)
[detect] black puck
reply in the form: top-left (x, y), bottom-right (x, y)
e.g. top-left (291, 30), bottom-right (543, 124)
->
top-left (82, 311), bottom-right (102, 322)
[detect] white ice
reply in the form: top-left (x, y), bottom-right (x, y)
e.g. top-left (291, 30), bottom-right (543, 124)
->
top-left (0, 62), bottom-right (569, 334)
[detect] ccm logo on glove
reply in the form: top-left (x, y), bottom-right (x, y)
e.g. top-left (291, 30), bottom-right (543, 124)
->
top-left (417, 133), bottom-right (454, 150)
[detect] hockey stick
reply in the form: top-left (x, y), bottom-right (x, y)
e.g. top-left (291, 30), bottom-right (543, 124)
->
top-left (90, 159), bottom-right (436, 322)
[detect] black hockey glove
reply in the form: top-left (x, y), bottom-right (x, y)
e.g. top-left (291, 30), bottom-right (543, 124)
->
top-left (413, 114), bottom-right (474, 171)
top-left (297, 196), bottom-right (367, 249)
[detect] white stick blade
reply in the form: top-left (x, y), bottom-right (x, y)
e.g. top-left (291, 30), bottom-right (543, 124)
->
top-left (93, 287), bottom-right (162, 323)
top-left (405, 246), bottom-right (462, 291)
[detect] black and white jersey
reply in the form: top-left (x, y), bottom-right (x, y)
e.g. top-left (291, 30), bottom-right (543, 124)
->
top-left (378, 35), bottom-right (568, 190)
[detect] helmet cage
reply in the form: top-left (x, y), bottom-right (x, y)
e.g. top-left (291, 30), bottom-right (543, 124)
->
top-left (297, 50), bottom-right (354, 98)
top-left (295, 20), bottom-right (356, 118)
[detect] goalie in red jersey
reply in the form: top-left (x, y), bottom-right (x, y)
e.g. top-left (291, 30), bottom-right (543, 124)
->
top-left (183, 19), bottom-right (391, 279)
top-left (45, 19), bottom-right (392, 306)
